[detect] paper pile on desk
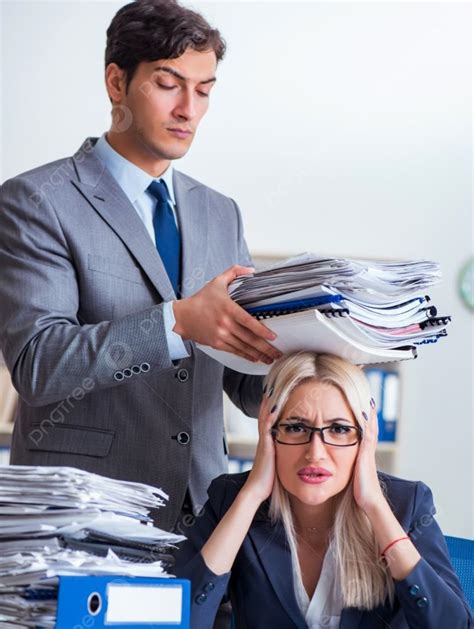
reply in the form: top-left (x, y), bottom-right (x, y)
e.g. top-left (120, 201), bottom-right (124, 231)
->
top-left (0, 465), bottom-right (185, 628)
top-left (198, 253), bottom-right (451, 374)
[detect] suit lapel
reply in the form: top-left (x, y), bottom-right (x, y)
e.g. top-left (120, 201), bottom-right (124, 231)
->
top-left (71, 137), bottom-right (176, 301)
top-left (248, 510), bottom-right (368, 629)
top-left (248, 518), bottom-right (308, 628)
top-left (340, 607), bottom-right (365, 628)
top-left (173, 170), bottom-right (209, 299)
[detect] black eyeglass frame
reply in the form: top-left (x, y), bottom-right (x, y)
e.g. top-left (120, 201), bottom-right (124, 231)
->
top-left (271, 422), bottom-right (363, 447)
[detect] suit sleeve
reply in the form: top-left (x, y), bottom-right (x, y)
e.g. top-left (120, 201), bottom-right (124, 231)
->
top-left (0, 176), bottom-right (175, 406)
top-left (222, 198), bottom-right (265, 418)
top-left (171, 475), bottom-right (232, 629)
top-left (394, 481), bottom-right (473, 628)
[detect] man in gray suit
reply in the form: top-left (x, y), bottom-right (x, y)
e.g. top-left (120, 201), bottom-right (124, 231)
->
top-left (0, 0), bottom-right (281, 531)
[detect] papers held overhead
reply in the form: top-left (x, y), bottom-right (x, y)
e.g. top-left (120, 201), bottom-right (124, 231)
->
top-left (198, 253), bottom-right (450, 374)
top-left (0, 465), bottom-right (185, 628)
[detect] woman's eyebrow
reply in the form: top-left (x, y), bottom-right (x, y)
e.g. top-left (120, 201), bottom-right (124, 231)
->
top-left (284, 415), bottom-right (352, 424)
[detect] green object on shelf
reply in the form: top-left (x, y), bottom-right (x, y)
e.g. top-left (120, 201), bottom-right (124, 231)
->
top-left (459, 257), bottom-right (474, 311)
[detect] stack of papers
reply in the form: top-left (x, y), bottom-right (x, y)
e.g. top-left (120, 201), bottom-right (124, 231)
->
top-left (0, 465), bottom-right (185, 628)
top-left (198, 253), bottom-right (450, 374)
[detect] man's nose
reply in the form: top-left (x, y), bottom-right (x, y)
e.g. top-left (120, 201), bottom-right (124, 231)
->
top-left (304, 430), bottom-right (328, 461)
top-left (173, 90), bottom-right (196, 120)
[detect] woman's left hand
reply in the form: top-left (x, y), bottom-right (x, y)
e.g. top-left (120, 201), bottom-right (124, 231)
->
top-left (243, 393), bottom-right (277, 504)
top-left (353, 401), bottom-right (387, 515)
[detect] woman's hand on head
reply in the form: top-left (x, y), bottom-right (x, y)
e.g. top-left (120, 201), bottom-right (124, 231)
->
top-left (200, 391), bottom-right (278, 576)
top-left (242, 391), bottom-right (277, 504)
top-left (353, 401), bottom-right (386, 515)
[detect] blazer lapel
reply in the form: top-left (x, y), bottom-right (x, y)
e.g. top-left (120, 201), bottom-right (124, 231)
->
top-left (340, 607), bottom-right (365, 628)
top-left (173, 170), bottom-right (209, 299)
top-left (248, 518), bottom-right (308, 628)
top-left (248, 508), bottom-right (367, 629)
top-left (71, 137), bottom-right (176, 302)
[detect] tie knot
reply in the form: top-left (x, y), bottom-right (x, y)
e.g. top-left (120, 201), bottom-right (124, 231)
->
top-left (147, 179), bottom-right (170, 203)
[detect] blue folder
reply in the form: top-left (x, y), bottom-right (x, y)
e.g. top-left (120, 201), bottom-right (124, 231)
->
top-left (246, 294), bottom-right (343, 316)
top-left (56, 575), bottom-right (190, 628)
top-left (365, 368), bottom-right (398, 442)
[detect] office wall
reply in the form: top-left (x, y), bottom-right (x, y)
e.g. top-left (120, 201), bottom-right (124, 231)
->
top-left (1, 1), bottom-right (472, 537)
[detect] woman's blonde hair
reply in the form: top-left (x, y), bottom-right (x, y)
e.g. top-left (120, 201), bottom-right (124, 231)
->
top-left (264, 351), bottom-right (394, 610)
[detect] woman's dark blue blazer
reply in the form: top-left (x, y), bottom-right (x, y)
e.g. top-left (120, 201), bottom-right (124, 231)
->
top-left (173, 471), bottom-right (473, 628)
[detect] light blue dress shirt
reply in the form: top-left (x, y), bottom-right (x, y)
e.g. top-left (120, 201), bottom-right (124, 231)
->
top-left (93, 133), bottom-right (189, 360)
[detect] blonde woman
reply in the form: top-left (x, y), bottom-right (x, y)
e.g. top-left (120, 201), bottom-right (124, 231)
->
top-left (174, 352), bottom-right (471, 628)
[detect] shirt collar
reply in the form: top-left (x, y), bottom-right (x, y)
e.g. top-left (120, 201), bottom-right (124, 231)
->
top-left (93, 133), bottom-right (176, 205)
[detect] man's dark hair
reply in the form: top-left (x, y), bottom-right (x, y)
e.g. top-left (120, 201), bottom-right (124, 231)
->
top-left (105, 0), bottom-right (226, 90)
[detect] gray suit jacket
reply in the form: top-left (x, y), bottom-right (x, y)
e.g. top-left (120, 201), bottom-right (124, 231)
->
top-left (0, 137), bottom-right (263, 530)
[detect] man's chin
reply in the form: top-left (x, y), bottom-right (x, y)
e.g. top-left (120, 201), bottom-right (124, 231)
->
top-left (151, 139), bottom-right (192, 161)
top-left (163, 148), bottom-right (190, 161)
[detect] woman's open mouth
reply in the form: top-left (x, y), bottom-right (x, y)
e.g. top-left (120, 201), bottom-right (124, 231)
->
top-left (297, 467), bottom-right (333, 484)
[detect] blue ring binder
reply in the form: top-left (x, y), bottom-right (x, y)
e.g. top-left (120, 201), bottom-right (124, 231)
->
top-left (56, 575), bottom-right (191, 628)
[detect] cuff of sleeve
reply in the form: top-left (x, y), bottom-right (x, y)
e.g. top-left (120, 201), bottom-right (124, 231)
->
top-left (393, 557), bottom-right (433, 612)
top-left (163, 301), bottom-right (190, 361)
top-left (177, 551), bottom-right (230, 611)
top-left (394, 556), bottom-right (472, 626)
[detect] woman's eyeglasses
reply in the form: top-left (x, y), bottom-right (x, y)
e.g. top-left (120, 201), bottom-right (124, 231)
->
top-left (272, 421), bottom-right (362, 447)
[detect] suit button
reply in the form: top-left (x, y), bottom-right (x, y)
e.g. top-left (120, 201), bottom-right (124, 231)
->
top-left (176, 368), bottom-right (189, 382)
top-left (123, 368), bottom-right (133, 378)
top-left (113, 371), bottom-right (124, 382)
top-left (131, 364), bottom-right (141, 375)
top-left (416, 597), bottom-right (429, 608)
top-left (176, 431), bottom-right (190, 445)
top-left (195, 593), bottom-right (207, 605)
top-left (203, 582), bottom-right (215, 592)
top-left (140, 362), bottom-right (150, 373)
top-left (409, 584), bottom-right (420, 596)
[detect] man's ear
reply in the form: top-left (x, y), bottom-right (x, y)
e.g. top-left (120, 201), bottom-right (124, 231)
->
top-left (105, 63), bottom-right (127, 105)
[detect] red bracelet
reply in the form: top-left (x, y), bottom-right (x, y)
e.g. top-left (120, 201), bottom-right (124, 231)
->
top-left (380, 536), bottom-right (410, 558)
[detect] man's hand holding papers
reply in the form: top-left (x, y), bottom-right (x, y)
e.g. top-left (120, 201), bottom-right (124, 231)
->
top-left (173, 265), bottom-right (282, 364)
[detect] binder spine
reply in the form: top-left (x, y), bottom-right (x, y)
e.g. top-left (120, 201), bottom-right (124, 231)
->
top-left (419, 305), bottom-right (437, 317)
top-left (56, 576), bottom-right (191, 628)
top-left (254, 308), bottom-right (349, 321)
top-left (247, 294), bottom-right (343, 317)
top-left (23, 588), bottom-right (57, 600)
top-left (414, 331), bottom-right (447, 345)
top-left (419, 316), bottom-right (451, 330)
top-left (319, 308), bottom-right (349, 318)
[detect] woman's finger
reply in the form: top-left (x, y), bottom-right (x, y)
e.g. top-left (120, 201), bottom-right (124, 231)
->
top-left (370, 400), bottom-right (379, 438)
top-left (258, 401), bottom-right (277, 441)
top-left (257, 398), bottom-right (271, 431)
top-left (363, 407), bottom-right (379, 458)
top-left (258, 394), bottom-right (270, 420)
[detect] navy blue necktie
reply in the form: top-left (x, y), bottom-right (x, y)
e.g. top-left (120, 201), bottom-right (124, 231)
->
top-left (148, 179), bottom-right (181, 295)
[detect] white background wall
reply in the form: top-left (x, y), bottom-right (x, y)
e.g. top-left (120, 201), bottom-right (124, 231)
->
top-left (1, 1), bottom-right (473, 537)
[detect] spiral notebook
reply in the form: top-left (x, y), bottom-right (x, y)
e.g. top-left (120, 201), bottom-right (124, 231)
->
top-left (197, 309), bottom-right (417, 375)
top-left (246, 294), bottom-right (343, 316)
